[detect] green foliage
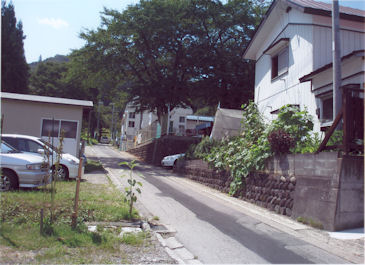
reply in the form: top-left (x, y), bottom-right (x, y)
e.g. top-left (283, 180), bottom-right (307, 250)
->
top-left (1, 0), bottom-right (29, 94)
top-left (119, 160), bottom-right (142, 220)
top-left (84, 159), bottom-right (105, 173)
top-left (190, 101), bottom-right (271, 195)
top-left (0, 180), bottom-right (134, 261)
top-left (76, 0), bottom-right (269, 120)
top-left (121, 231), bottom-right (148, 246)
top-left (187, 102), bottom-right (320, 195)
top-left (327, 130), bottom-right (343, 147)
top-left (193, 136), bottom-right (219, 159)
top-left (269, 105), bottom-right (314, 153)
top-left (297, 216), bottom-right (324, 230)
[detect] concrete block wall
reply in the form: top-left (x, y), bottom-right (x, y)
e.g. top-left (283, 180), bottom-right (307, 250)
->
top-left (334, 155), bottom-right (364, 230)
top-left (175, 152), bottom-right (364, 231)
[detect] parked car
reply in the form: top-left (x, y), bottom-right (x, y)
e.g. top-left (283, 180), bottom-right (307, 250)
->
top-left (0, 141), bottom-right (50, 191)
top-left (100, 136), bottom-right (110, 144)
top-left (161, 154), bottom-right (185, 168)
top-left (2, 134), bottom-right (83, 180)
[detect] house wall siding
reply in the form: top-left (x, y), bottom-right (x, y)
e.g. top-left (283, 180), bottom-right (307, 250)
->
top-left (254, 22), bottom-right (319, 130)
top-left (252, 5), bottom-right (364, 133)
top-left (313, 26), bottom-right (365, 70)
top-left (1, 99), bottom-right (83, 156)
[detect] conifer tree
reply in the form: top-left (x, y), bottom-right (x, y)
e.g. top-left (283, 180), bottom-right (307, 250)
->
top-left (1, 0), bottom-right (29, 93)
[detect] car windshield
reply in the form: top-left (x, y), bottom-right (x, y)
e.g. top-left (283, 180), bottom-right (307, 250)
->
top-left (1, 141), bottom-right (20, 154)
top-left (39, 139), bottom-right (63, 154)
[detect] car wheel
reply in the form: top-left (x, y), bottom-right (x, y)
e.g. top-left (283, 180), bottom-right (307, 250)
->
top-left (52, 165), bottom-right (69, 180)
top-left (0, 170), bottom-right (18, 191)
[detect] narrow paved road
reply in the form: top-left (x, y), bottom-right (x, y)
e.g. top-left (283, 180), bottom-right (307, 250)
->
top-left (86, 144), bottom-right (349, 264)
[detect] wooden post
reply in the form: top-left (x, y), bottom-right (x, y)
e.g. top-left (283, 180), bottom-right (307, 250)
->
top-left (71, 157), bottom-right (84, 229)
top-left (40, 208), bottom-right (44, 235)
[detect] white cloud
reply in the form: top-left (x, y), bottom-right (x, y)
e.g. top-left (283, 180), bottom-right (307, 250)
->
top-left (37, 18), bottom-right (69, 29)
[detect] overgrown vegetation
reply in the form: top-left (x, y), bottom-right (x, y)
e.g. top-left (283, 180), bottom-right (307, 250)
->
top-left (186, 102), bottom-right (321, 195)
top-left (84, 159), bottom-right (105, 173)
top-left (0, 179), bottom-right (142, 263)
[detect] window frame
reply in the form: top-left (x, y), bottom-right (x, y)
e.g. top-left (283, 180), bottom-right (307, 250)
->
top-left (128, 121), bottom-right (135, 128)
top-left (271, 46), bottom-right (289, 80)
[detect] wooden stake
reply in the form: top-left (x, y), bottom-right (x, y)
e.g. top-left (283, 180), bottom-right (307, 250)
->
top-left (71, 157), bottom-right (84, 229)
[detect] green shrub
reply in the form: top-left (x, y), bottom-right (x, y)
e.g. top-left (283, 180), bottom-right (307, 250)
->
top-left (269, 105), bottom-right (314, 153)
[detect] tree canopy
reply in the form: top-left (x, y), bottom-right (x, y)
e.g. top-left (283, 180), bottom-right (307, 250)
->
top-left (76, 0), bottom-right (267, 122)
top-left (1, 0), bottom-right (29, 93)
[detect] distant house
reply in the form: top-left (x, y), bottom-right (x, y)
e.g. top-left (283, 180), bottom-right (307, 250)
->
top-left (1, 92), bottom-right (93, 157)
top-left (121, 102), bottom-right (193, 142)
top-left (243, 0), bottom-right (365, 132)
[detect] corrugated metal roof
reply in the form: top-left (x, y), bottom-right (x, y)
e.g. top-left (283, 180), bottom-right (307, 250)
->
top-left (289, 0), bottom-right (365, 17)
top-left (186, 115), bottom-right (214, 122)
top-left (1, 92), bottom-right (93, 108)
top-left (243, 0), bottom-right (365, 60)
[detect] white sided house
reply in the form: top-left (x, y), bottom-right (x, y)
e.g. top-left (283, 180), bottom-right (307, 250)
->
top-left (243, 0), bottom-right (365, 132)
top-left (121, 102), bottom-right (193, 141)
top-left (1, 92), bottom-right (93, 157)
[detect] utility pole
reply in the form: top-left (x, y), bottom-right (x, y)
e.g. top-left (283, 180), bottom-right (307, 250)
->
top-left (96, 101), bottom-right (103, 140)
top-left (167, 104), bottom-right (170, 135)
top-left (332, 0), bottom-right (342, 122)
top-left (111, 103), bottom-right (115, 142)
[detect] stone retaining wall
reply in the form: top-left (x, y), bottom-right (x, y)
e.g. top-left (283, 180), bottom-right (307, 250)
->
top-left (174, 160), bottom-right (297, 217)
top-left (175, 152), bottom-right (364, 231)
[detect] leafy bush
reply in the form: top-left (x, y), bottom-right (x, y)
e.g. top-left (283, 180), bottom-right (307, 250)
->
top-left (268, 129), bottom-right (295, 154)
top-left (193, 136), bottom-right (219, 159)
top-left (185, 102), bottom-right (318, 195)
top-left (270, 105), bottom-right (314, 153)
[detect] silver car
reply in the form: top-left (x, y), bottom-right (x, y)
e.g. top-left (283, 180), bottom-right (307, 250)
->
top-left (2, 134), bottom-right (82, 180)
top-left (161, 154), bottom-right (185, 168)
top-left (0, 142), bottom-right (50, 191)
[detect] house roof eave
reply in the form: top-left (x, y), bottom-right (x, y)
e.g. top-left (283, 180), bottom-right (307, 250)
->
top-left (299, 49), bottom-right (365, 82)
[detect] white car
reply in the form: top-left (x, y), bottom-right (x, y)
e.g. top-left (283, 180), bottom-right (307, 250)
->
top-left (161, 154), bottom-right (185, 168)
top-left (2, 134), bottom-right (83, 180)
top-left (0, 141), bottom-right (50, 191)
top-left (100, 136), bottom-right (110, 144)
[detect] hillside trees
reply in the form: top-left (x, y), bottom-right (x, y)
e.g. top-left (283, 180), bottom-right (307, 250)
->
top-left (77, 0), bottom-right (267, 122)
top-left (1, 0), bottom-right (29, 93)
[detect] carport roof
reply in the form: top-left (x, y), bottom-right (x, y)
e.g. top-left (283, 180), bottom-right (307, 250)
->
top-left (1, 92), bottom-right (93, 108)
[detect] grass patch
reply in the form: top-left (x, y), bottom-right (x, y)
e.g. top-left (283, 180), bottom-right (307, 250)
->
top-left (121, 231), bottom-right (149, 246)
top-left (297, 216), bottom-right (324, 230)
top-left (85, 159), bottom-right (105, 173)
top-left (0, 179), bottom-right (141, 263)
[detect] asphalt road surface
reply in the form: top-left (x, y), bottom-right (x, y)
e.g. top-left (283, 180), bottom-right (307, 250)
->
top-left (86, 144), bottom-right (349, 264)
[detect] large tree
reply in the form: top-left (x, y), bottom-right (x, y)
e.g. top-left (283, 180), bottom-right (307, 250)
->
top-left (1, 0), bottom-right (29, 93)
top-left (78, 0), bottom-right (268, 121)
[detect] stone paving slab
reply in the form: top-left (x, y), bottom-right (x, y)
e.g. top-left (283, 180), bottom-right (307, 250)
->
top-left (165, 237), bottom-right (184, 249)
top-left (173, 247), bottom-right (195, 260)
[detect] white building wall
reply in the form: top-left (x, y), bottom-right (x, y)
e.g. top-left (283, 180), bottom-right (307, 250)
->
top-left (254, 19), bottom-right (320, 131)
top-left (313, 26), bottom-right (365, 70)
top-left (122, 103), bottom-right (193, 138)
top-left (252, 4), bottom-right (365, 133)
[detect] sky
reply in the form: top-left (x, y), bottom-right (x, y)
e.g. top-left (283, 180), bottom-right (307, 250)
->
top-left (8, 0), bottom-right (365, 64)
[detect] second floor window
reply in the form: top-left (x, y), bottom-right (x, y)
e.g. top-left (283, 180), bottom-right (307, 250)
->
top-left (272, 46), bottom-right (289, 79)
top-left (179, 116), bottom-right (185, 123)
top-left (129, 112), bottom-right (136, 119)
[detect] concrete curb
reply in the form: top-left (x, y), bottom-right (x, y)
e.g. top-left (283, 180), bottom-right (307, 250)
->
top-left (141, 220), bottom-right (201, 264)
